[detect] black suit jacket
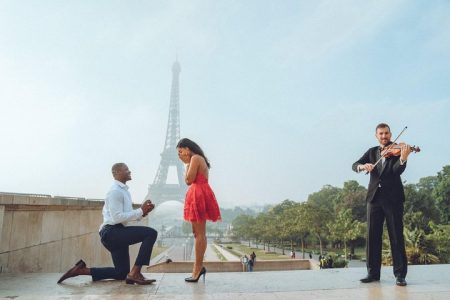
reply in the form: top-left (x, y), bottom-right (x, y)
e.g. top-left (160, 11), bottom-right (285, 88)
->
top-left (352, 146), bottom-right (406, 203)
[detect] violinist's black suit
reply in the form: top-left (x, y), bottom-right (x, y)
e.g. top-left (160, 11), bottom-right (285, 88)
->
top-left (352, 145), bottom-right (408, 279)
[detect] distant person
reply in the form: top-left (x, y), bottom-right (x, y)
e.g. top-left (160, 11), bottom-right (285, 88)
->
top-left (318, 255), bottom-right (323, 269)
top-left (242, 255), bottom-right (249, 272)
top-left (320, 258), bottom-right (326, 269)
top-left (57, 163), bottom-right (158, 285)
top-left (309, 252), bottom-right (312, 259)
top-left (250, 251), bottom-right (256, 263)
top-left (177, 138), bottom-right (221, 283)
top-left (353, 123), bottom-right (412, 286)
top-left (248, 257), bottom-right (254, 272)
top-left (328, 256), bottom-right (333, 268)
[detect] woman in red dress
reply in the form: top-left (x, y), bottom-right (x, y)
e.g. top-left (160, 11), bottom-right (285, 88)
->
top-left (176, 138), bottom-right (221, 282)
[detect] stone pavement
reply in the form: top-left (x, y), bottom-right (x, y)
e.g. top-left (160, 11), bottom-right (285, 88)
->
top-left (1, 264), bottom-right (449, 299)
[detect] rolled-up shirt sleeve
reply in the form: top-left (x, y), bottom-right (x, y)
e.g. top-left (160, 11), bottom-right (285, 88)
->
top-left (107, 190), bottom-right (143, 224)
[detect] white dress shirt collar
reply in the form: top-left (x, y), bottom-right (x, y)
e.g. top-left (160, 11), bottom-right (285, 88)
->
top-left (114, 180), bottom-right (129, 190)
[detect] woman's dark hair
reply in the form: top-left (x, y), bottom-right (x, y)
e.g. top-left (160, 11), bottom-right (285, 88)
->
top-left (177, 138), bottom-right (211, 168)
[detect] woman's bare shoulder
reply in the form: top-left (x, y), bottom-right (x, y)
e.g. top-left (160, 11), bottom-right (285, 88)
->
top-left (191, 154), bottom-right (205, 163)
top-left (191, 154), bottom-right (208, 168)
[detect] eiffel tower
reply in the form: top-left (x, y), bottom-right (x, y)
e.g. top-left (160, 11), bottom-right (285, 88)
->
top-left (146, 60), bottom-right (187, 206)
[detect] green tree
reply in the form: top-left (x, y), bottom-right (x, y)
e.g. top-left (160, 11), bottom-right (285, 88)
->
top-left (433, 165), bottom-right (450, 223)
top-left (270, 200), bottom-right (297, 254)
top-left (289, 203), bottom-right (311, 258)
top-left (303, 203), bottom-right (331, 255)
top-left (427, 222), bottom-right (450, 263)
top-left (231, 214), bottom-right (255, 245)
top-left (254, 212), bottom-right (274, 251)
top-left (404, 211), bottom-right (429, 233)
top-left (307, 185), bottom-right (341, 213)
top-left (327, 208), bottom-right (365, 260)
top-left (404, 180), bottom-right (440, 233)
top-left (339, 180), bottom-right (367, 222)
top-left (404, 227), bottom-right (439, 265)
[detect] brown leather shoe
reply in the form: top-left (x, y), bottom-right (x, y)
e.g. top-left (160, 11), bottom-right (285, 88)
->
top-left (138, 273), bottom-right (156, 283)
top-left (57, 259), bottom-right (86, 284)
top-left (125, 274), bottom-right (156, 285)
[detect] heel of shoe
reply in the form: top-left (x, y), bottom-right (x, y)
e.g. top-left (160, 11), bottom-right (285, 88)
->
top-left (75, 259), bottom-right (85, 266)
top-left (201, 267), bottom-right (206, 282)
top-left (125, 279), bottom-right (134, 285)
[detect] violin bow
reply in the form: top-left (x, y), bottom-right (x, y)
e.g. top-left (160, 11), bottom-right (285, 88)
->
top-left (366, 126), bottom-right (408, 174)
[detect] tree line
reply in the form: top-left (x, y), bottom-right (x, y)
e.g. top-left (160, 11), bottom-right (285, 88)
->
top-left (232, 165), bottom-right (450, 264)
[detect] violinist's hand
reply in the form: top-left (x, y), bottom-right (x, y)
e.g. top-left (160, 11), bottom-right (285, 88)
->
top-left (400, 143), bottom-right (412, 161)
top-left (360, 163), bottom-right (375, 173)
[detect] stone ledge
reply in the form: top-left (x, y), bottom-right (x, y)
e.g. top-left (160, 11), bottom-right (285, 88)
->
top-left (2, 204), bottom-right (103, 211)
top-left (1, 192), bottom-right (104, 207)
top-left (0, 193), bottom-right (144, 210)
top-left (147, 259), bottom-right (311, 273)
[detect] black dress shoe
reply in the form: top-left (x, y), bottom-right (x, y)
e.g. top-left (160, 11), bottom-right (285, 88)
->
top-left (360, 275), bottom-right (380, 283)
top-left (57, 259), bottom-right (86, 283)
top-left (396, 277), bottom-right (407, 286)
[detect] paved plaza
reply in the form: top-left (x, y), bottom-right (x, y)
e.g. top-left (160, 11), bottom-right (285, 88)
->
top-left (1, 264), bottom-right (449, 299)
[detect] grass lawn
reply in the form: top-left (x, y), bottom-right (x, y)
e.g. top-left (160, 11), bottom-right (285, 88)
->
top-left (226, 243), bottom-right (290, 260)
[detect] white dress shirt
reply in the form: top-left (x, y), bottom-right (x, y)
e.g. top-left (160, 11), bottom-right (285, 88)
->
top-left (99, 180), bottom-right (143, 230)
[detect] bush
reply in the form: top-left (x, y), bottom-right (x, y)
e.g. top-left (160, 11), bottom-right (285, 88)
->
top-left (226, 246), bottom-right (233, 249)
top-left (327, 252), bottom-right (337, 258)
top-left (348, 253), bottom-right (360, 260)
top-left (333, 260), bottom-right (348, 268)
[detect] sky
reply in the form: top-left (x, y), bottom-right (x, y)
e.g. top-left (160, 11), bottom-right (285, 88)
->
top-left (1, 0), bottom-right (449, 208)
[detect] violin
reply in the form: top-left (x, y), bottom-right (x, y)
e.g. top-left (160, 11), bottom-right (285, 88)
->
top-left (381, 143), bottom-right (421, 158)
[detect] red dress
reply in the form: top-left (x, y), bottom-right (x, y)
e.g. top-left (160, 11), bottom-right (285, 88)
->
top-left (184, 173), bottom-right (221, 222)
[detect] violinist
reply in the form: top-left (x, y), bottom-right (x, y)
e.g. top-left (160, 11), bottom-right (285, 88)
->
top-left (352, 123), bottom-right (413, 287)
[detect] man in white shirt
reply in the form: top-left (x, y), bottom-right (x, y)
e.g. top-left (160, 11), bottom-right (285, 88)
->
top-left (58, 163), bottom-right (158, 285)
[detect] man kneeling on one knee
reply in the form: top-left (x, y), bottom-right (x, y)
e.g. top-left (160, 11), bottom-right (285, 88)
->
top-left (58, 163), bottom-right (158, 285)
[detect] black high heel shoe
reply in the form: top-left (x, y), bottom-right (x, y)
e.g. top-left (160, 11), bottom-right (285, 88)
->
top-left (185, 267), bottom-right (207, 283)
